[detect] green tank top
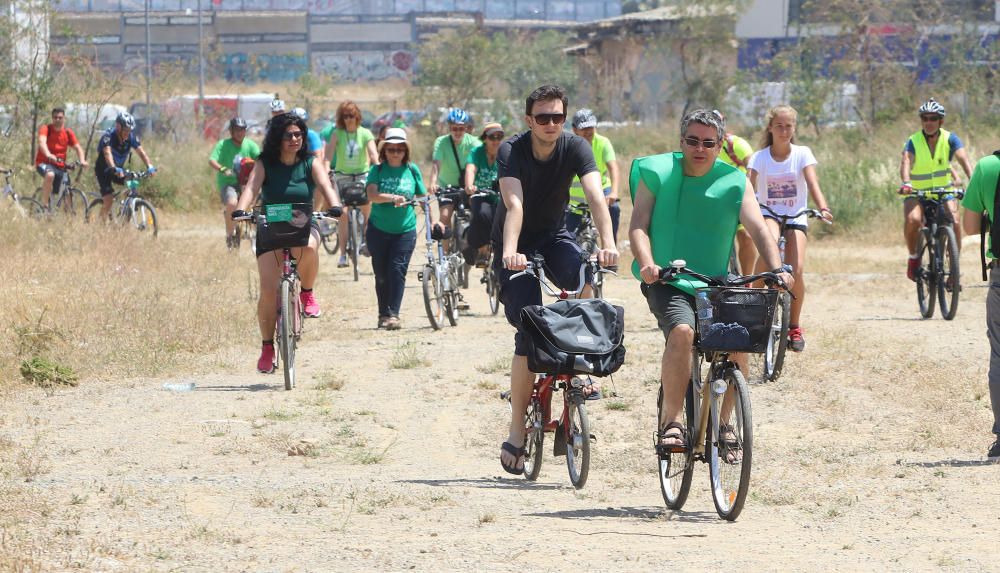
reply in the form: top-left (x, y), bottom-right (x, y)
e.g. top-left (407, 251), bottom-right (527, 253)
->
top-left (262, 156), bottom-right (315, 205)
top-left (629, 152), bottom-right (744, 295)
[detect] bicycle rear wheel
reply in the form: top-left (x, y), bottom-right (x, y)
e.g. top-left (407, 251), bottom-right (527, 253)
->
top-left (486, 261), bottom-right (500, 316)
top-left (130, 199), bottom-right (158, 237)
top-left (421, 264), bottom-right (443, 330)
top-left (15, 197), bottom-right (45, 218)
top-left (350, 209), bottom-right (362, 282)
top-left (657, 379), bottom-right (695, 510)
top-left (445, 290), bottom-right (459, 326)
top-left (763, 291), bottom-right (790, 381)
top-left (916, 229), bottom-right (935, 319)
top-left (320, 217), bottom-right (340, 255)
top-left (708, 367), bottom-right (752, 521)
top-left (84, 197), bottom-right (104, 223)
top-left (523, 397), bottom-right (544, 481)
top-left (565, 390), bottom-right (591, 489)
top-left (278, 279), bottom-right (297, 391)
top-left (936, 225), bottom-right (960, 320)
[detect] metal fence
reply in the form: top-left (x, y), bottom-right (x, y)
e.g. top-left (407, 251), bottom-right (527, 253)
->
top-left (54, 0), bottom-right (622, 21)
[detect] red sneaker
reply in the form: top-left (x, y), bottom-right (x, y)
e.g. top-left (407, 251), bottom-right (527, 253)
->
top-left (788, 327), bottom-right (806, 352)
top-left (257, 343), bottom-right (275, 373)
top-left (907, 257), bottom-right (920, 281)
top-left (301, 290), bottom-right (321, 318)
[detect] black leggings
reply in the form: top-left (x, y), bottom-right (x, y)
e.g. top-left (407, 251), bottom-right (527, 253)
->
top-left (462, 196), bottom-right (497, 264)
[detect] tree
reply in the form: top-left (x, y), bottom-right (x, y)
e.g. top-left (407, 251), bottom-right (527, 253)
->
top-left (414, 30), bottom-right (497, 108)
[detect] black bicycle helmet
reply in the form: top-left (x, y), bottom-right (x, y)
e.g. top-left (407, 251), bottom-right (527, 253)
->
top-left (230, 117), bottom-right (248, 129)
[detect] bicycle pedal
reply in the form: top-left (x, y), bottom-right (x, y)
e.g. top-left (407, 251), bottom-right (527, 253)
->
top-left (417, 271), bottom-right (424, 281)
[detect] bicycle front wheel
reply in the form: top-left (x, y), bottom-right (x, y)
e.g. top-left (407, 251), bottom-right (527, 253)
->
top-left (421, 265), bottom-right (443, 330)
top-left (350, 209), bottom-right (362, 282)
top-left (320, 217), bottom-right (340, 255)
top-left (523, 397), bottom-right (544, 481)
top-left (937, 225), bottom-right (960, 320)
top-left (916, 229), bottom-right (935, 319)
top-left (15, 197), bottom-right (45, 219)
top-left (486, 264), bottom-right (500, 316)
top-left (764, 291), bottom-right (790, 381)
top-left (565, 391), bottom-right (591, 489)
top-left (708, 367), bottom-right (752, 521)
top-left (657, 382), bottom-right (695, 510)
top-left (131, 199), bottom-right (158, 237)
top-left (278, 279), bottom-right (297, 390)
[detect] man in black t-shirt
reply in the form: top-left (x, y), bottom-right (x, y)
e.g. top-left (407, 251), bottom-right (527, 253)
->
top-left (494, 85), bottom-right (619, 476)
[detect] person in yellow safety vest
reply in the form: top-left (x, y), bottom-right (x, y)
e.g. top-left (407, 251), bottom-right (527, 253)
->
top-left (899, 98), bottom-right (973, 281)
top-left (566, 109), bottom-right (620, 246)
top-left (712, 110), bottom-right (756, 275)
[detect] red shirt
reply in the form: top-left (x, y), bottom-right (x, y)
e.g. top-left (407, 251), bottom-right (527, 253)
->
top-left (34, 125), bottom-right (79, 167)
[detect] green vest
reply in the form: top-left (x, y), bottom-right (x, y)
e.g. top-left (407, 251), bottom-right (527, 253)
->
top-left (909, 129), bottom-right (952, 191)
top-left (629, 152), bottom-right (745, 295)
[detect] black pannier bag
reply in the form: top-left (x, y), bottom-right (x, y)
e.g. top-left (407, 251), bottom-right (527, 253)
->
top-left (256, 203), bottom-right (313, 253)
top-left (519, 298), bottom-right (626, 377)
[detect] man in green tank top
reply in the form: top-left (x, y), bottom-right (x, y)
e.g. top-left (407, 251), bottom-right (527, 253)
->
top-left (629, 109), bottom-right (792, 451)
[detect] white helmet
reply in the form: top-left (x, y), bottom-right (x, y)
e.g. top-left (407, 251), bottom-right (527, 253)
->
top-left (918, 98), bottom-right (946, 117)
top-left (270, 99), bottom-right (287, 113)
top-left (291, 107), bottom-right (309, 121)
top-left (116, 112), bottom-right (136, 129)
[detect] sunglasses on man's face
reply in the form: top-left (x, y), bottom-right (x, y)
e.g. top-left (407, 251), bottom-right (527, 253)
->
top-left (283, 131), bottom-right (304, 141)
top-left (532, 113), bottom-right (566, 126)
top-left (682, 136), bottom-right (720, 149)
top-left (921, 115), bottom-right (942, 122)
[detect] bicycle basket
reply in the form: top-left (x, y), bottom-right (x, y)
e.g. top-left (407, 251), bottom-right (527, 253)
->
top-left (697, 287), bottom-right (778, 354)
top-left (520, 298), bottom-right (626, 377)
top-left (256, 203), bottom-right (313, 253)
top-left (340, 183), bottom-right (368, 206)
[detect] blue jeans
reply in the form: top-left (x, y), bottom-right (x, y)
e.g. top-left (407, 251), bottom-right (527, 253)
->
top-left (987, 267), bottom-right (1000, 435)
top-left (366, 224), bottom-right (417, 318)
top-left (565, 187), bottom-right (620, 243)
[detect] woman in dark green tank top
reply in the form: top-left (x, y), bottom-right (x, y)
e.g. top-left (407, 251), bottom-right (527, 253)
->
top-left (235, 112), bottom-right (343, 373)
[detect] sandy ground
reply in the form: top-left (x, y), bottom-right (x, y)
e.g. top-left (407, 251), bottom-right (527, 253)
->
top-left (1, 226), bottom-right (998, 572)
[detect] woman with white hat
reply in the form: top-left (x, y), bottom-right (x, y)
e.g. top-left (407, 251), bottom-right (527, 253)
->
top-left (365, 127), bottom-right (434, 330)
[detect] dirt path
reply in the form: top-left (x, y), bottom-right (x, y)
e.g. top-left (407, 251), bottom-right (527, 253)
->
top-left (2, 229), bottom-right (998, 571)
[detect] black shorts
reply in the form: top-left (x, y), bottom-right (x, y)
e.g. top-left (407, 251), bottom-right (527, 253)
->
top-left (494, 229), bottom-right (592, 356)
top-left (763, 214), bottom-right (808, 235)
top-left (95, 167), bottom-right (125, 196)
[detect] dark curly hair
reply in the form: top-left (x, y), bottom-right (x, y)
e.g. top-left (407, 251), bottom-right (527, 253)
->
top-left (260, 112), bottom-right (310, 165)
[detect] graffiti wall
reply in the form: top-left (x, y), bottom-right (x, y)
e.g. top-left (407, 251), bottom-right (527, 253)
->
top-left (312, 50), bottom-right (415, 81)
top-left (219, 52), bottom-right (309, 83)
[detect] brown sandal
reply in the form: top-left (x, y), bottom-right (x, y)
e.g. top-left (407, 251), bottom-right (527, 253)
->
top-left (657, 421), bottom-right (689, 454)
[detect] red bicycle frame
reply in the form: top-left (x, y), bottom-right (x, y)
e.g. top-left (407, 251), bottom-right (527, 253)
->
top-left (530, 373), bottom-right (576, 438)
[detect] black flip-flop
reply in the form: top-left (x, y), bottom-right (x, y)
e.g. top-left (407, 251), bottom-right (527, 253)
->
top-left (500, 441), bottom-right (525, 475)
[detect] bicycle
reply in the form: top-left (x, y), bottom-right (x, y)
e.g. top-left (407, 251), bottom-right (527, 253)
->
top-left (753, 204), bottom-right (829, 382)
top-left (410, 195), bottom-right (465, 330)
top-left (329, 172), bottom-right (367, 282)
top-left (439, 186), bottom-right (471, 289)
top-left (84, 170), bottom-right (159, 237)
top-left (33, 162), bottom-right (90, 218)
top-left (655, 260), bottom-right (789, 520)
top-left (1, 168), bottom-right (45, 218)
top-left (904, 187), bottom-right (964, 320)
top-left (466, 190), bottom-right (501, 315)
top-left (501, 253), bottom-right (613, 489)
top-left (567, 202), bottom-right (605, 299)
top-left (233, 208), bottom-right (337, 390)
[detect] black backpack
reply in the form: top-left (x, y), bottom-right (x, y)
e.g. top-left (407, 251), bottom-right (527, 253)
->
top-left (519, 299), bottom-right (626, 377)
top-left (982, 151), bottom-right (1000, 280)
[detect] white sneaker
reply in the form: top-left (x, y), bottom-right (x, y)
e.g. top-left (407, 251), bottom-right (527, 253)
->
top-left (337, 255), bottom-right (349, 268)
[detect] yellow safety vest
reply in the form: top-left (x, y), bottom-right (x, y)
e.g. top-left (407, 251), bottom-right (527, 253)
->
top-left (909, 129), bottom-right (952, 191)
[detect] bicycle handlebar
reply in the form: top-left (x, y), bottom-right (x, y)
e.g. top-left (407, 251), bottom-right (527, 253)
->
top-left (232, 210), bottom-right (338, 223)
top-left (901, 187), bottom-right (965, 200)
top-left (124, 170), bottom-right (153, 180)
top-left (656, 259), bottom-right (792, 292)
top-left (758, 203), bottom-right (831, 225)
top-left (508, 253), bottom-right (613, 298)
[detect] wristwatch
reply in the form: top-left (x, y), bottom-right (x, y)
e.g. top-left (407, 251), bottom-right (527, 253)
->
top-left (770, 263), bottom-right (793, 274)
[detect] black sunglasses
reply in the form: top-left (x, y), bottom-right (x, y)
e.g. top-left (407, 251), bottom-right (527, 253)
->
top-left (682, 136), bottom-right (719, 149)
top-left (920, 114), bottom-right (942, 122)
top-left (486, 133), bottom-right (505, 141)
top-left (282, 131), bottom-right (304, 141)
top-left (532, 113), bottom-right (566, 126)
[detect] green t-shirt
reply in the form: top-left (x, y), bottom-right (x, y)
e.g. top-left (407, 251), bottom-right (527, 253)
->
top-left (629, 152), bottom-right (745, 295)
top-left (432, 133), bottom-right (481, 188)
top-left (961, 153), bottom-right (1000, 259)
top-left (467, 145), bottom-right (499, 202)
top-left (210, 137), bottom-right (260, 188)
top-left (569, 133), bottom-right (616, 202)
top-left (261, 156), bottom-right (315, 205)
top-left (323, 126), bottom-right (375, 175)
top-left (718, 134), bottom-right (753, 173)
top-left (366, 162), bottom-right (427, 234)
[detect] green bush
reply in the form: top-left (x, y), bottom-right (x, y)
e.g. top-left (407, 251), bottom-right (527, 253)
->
top-left (19, 356), bottom-right (79, 388)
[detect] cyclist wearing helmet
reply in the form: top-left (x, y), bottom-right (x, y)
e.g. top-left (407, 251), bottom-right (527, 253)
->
top-left (269, 98), bottom-right (286, 117)
top-left (711, 110), bottom-right (757, 276)
top-left (566, 109), bottom-right (620, 245)
top-left (209, 117), bottom-right (260, 248)
top-left (35, 107), bottom-right (88, 209)
top-left (291, 107), bottom-right (325, 161)
top-left (429, 107), bottom-right (481, 246)
top-left (94, 112), bottom-right (156, 220)
top-left (900, 98), bottom-right (974, 280)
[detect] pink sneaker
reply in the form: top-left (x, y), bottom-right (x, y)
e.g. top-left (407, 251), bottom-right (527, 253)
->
top-left (257, 343), bottom-right (275, 373)
top-left (301, 290), bottom-right (321, 318)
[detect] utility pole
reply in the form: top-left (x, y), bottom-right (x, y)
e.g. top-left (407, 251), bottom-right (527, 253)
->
top-left (145, 0), bottom-right (152, 135)
top-left (197, 0), bottom-right (204, 121)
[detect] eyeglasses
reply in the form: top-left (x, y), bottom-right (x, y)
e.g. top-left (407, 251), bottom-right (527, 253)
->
top-left (682, 136), bottom-right (720, 149)
top-left (532, 113), bottom-right (566, 126)
top-left (384, 146), bottom-right (406, 154)
top-left (486, 133), bottom-right (505, 141)
top-left (920, 115), bottom-right (942, 122)
top-left (449, 126), bottom-right (466, 132)
top-left (283, 131), bottom-right (304, 141)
